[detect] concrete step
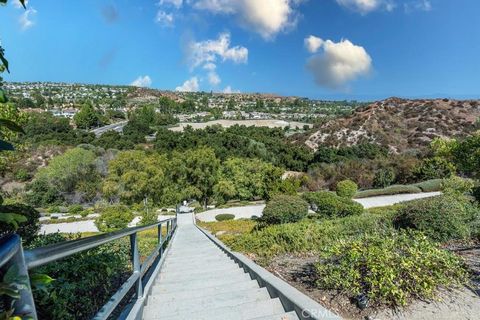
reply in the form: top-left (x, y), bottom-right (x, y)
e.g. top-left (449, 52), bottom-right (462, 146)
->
top-left (158, 264), bottom-right (244, 281)
top-left (144, 297), bottom-right (286, 320)
top-left (156, 267), bottom-right (246, 284)
top-left (151, 272), bottom-right (252, 293)
top-left (144, 287), bottom-right (271, 317)
top-left (248, 311), bottom-right (300, 320)
top-left (147, 279), bottom-right (261, 301)
top-left (164, 252), bottom-right (227, 262)
top-left (161, 258), bottom-right (235, 272)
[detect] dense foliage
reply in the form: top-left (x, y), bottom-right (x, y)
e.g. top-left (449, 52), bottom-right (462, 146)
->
top-left (261, 195), bottom-right (309, 225)
top-left (394, 195), bottom-right (478, 242)
top-left (95, 205), bottom-right (134, 232)
top-left (215, 213), bottom-right (235, 221)
top-left (303, 191), bottom-right (363, 218)
top-left (335, 179), bottom-right (358, 198)
top-left (27, 234), bottom-right (131, 320)
top-left (315, 231), bottom-right (467, 307)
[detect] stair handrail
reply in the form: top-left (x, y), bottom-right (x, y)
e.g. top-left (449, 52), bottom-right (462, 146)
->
top-left (0, 217), bottom-right (177, 320)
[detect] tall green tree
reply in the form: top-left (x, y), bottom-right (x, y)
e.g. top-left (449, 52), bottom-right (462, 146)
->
top-left (183, 147), bottom-right (220, 208)
top-left (74, 103), bottom-right (102, 129)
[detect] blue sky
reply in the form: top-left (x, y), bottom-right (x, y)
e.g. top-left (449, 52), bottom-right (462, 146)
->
top-left (1, 0), bottom-right (479, 100)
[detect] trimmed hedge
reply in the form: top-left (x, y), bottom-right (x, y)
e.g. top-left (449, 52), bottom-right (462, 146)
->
top-left (394, 195), bottom-right (476, 242)
top-left (355, 185), bottom-right (422, 198)
top-left (335, 180), bottom-right (358, 199)
top-left (304, 191), bottom-right (363, 218)
top-left (215, 213), bottom-right (235, 221)
top-left (413, 179), bottom-right (443, 192)
top-left (261, 195), bottom-right (308, 225)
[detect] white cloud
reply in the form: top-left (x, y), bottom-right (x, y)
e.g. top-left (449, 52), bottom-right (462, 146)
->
top-left (130, 75), bottom-right (152, 87)
top-left (175, 76), bottom-right (200, 92)
top-left (158, 0), bottom-right (183, 8)
top-left (193, 0), bottom-right (301, 40)
top-left (404, 0), bottom-right (432, 12)
top-left (188, 32), bottom-right (248, 69)
top-left (207, 71), bottom-right (221, 86)
top-left (19, 7), bottom-right (37, 31)
top-left (336, 0), bottom-right (394, 14)
top-left (155, 10), bottom-right (174, 27)
top-left (304, 35), bottom-right (324, 53)
top-left (306, 37), bottom-right (372, 89)
top-left (203, 62), bottom-right (217, 71)
top-left (223, 85), bottom-right (240, 94)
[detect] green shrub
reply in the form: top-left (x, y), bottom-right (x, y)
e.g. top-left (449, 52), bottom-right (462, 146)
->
top-left (304, 191), bottom-right (363, 218)
top-left (47, 205), bottom-right (61, 214)
top-left (394, 195), bottom-right (474, 242)
top-left (355, 185), bottom-right (422, 198)
top-left (215, 213), bottom-right (235, 221)
top-left (14, 168), bottom-right (31, 181)
top-left (0, 204), bottom-right (40, 244)
top-left (95, 205), bottom-right (134, 232)
top-left (413, 179), bottom-right (443, 192)
top-left (441, 176), bottom-right (475, 198)
top-left (261, 195), bottom-right (308, 225)
top-left (335, 180), bottom-right (358, 198)
top-left (227, 213), bottom-right (393, 259)
top-left (413, 157), bottom-right (456, 180)
top-left (315, 231), bottom-right (467, 307)
top-left (473, 185), bottom-right (480, 203)
top-left (27, 233), bottom-right (131, 320)
top-left (373, 168), bottom-right (395, 188)
top-left (68, 204), bottom-right (84, 215)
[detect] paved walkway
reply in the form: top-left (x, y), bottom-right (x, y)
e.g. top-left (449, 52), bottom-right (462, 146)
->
top-left (143, 213), bottom-right (299, 320)
top-left (354, 192), bottom-right (441, 209)
top-left (195, 192), bottom-right (441, 222)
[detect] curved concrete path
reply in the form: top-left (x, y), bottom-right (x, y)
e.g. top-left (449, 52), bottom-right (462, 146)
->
top-left (143, 213), bottom-right (299, 320)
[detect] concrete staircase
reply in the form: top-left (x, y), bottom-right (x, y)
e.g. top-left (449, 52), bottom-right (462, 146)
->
top-left (142, 213), bottom-right (299, 320)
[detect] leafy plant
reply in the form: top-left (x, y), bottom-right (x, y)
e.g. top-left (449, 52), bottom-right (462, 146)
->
top-left (304, 191), bottom-right (363, 218)
top-left (394, 195), bottom-right (476, 242)
top-left (95, 205), bottom-right (133, 232)
top-left (314, 231), bottom-right (467, 307)
top-left (215, 213), bottom-right (235, 221)
top-left (261, 195), bottom-right (308, 225)
top-left (335, 179), bottom-right (358, 198)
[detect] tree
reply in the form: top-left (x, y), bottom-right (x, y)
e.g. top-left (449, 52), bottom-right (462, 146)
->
top-left (74, 103), bottom-right (102, 129)
top-left (103, 151), bottom-right (168, 204)
top-left (183, 147), bottom-right (220, 208)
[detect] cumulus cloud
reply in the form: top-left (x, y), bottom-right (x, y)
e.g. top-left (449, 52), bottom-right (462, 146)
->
top-left (188, 32), bottom-right (248, 69)
top-left (155, 10), bottom-right (175, 27)
top-left (304, 35), bottom-right (324, 53)
top-left (207, 71), bottom-right (221, 86)
top-left (193, 0), bottom-right (301, 40)
top-left (336, 0), bottom-right (395, 14)
top-left (130, 75), bottom-right (152, 87)
top-left (175, 77), bottom-right (200, 92)
top-left (19, 7), bottom-right (37, 31)
top-left (306, 37), bottom-right (372, 90)
top-left (223, 85), bottom-right (240, 94)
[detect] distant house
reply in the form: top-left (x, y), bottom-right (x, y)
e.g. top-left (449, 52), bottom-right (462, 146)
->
top-left (50, 108), bottom-right (78, 119)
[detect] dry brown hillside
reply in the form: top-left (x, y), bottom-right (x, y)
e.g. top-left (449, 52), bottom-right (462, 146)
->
top-left (305, 98), bottom-right (480, 153)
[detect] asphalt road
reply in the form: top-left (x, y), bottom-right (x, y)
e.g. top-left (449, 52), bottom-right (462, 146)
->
top-left (91, 121), bottom-right (128, 137)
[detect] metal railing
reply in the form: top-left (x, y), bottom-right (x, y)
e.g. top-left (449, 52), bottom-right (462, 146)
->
top-left (0, 217), bottom-right (177, 320)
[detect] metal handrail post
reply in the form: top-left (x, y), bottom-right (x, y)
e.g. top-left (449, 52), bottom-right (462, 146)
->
top-left (158, 222), bottom-right (163, 256)
top-left (129, 233), bottom-right (143, 300)
top-left (10, 237), bottom-right (37, 319)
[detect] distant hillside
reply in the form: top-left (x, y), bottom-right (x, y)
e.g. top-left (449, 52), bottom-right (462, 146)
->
top-left (305, 98), bottom-right (480, 153)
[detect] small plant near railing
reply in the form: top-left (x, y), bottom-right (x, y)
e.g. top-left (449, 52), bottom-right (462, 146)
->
top-left (215, 214), bottom-right (235, 221)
